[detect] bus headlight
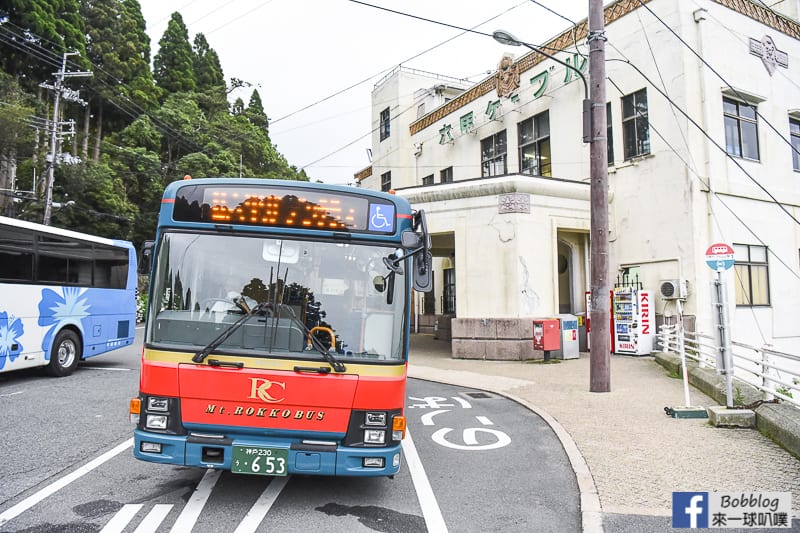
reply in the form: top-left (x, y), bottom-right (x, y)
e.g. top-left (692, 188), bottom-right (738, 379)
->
top-left (147, 397), bottom-right (169, 412)
top-left (365, 411), bottom-right (387, 426)
top-left (363, 429), bottom-right (386, 445)
top-left (146, 414), bottom-right (168, 430)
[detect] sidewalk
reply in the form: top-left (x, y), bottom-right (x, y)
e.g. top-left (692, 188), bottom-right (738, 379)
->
top-left (407, 334), bottom-right (800, 529)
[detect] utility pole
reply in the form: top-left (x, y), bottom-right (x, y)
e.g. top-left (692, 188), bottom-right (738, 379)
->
top-left (588, 0), bottom-right (611, 392)
top-left (41, 51), bottom-right (91, 225)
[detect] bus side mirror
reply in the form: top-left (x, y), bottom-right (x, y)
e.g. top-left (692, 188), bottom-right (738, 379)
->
top-left (139, 241), bottom-right (154, 275)
top-left (408, 209), bottom-right (433, 293)
top-left (413, 251), bottom-right (432, 293)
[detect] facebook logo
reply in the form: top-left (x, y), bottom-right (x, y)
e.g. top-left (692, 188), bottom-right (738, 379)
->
top-left (673, 492), bottom-right (709, 528)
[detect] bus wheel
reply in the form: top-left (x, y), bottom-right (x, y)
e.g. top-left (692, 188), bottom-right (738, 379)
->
top-left (46, 330), bottom-right (81, 377)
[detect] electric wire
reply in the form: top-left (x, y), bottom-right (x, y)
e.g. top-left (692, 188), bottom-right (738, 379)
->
top-left (607, 55), bottom-right (800, 229)
top-left (607, 75), bottom-right (794, 346)
top-left (633, 0), bottom-right (800, 159)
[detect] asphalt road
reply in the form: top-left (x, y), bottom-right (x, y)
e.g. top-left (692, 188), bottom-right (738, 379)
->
top-left (0, 328), bottom-right (580, 532)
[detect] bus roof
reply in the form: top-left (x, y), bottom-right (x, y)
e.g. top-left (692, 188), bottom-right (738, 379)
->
top-left (0, 215), bottom-right (133, 249)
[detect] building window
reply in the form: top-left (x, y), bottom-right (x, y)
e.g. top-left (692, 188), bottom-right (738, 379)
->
top-left (518, 112), bottom-right (551, 177)
top-left (442, 268), bottom-right (456, 314)
top-left (380, 171), bottom-right (391, 192)
top-left (422, 174), bottom-right (433, 185)
top-left (622, 89), bottom-right (650, 159)
top-left (723, 97), bottom-right (759, 160)
top-left (379, 107), bottom-right (390, 141)
top-left (440, 167), bottom-right (453, 183)
top-left (733, 244), bottom-right (770, 306)
top-left (607, 102), bottom-right (615, 165)
top-left (481, 130), bottom-right (507, 177)
top-left (790, 116), bottom-right (800, 171)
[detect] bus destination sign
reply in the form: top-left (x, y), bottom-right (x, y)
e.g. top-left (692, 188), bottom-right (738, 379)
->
top-left (171, 184), bottom-right (396, 234)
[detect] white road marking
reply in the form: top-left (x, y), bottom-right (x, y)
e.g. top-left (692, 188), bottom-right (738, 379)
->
top-left (402, 430), bottom-right (449, 533)
top-left (476, 416), bottom-right (493, 426)
top-left (0, 391), bottom-right (25, 398)
top-left (0, 439), bottom-right (133, 527)
top-left (233, 476), bottom-right (290, 533)
top-left (133, 504), bottom-right (173, 533)
top-left (451, 397), bottom-right (471, 408)
top-left (100, 504), bottom-right (143, 533)
top-left (432, 427), bottom-right (511, 451)
top-left (169, 468), bottom-right (221, 533)
top-left (82, 367), bottom-right (132, 372)
top-left (420, 409), bottom-right (450, 426)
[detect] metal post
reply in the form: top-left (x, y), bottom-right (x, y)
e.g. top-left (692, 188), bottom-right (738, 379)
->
top-left (676, 300), bottom-right (692, 407)
top-left (41, 52), bottom-right (91, 225)
top-left (713, 270), bottom-right (734, 407)
top-left (588, 0), bottom-right (610, 392)
top-left (42, 55), bottom-right (67, 226)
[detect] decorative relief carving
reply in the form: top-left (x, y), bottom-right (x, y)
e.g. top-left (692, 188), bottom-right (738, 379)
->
top-left (498, 193), bottom-right (530, 214)
top-left (496, 54), bottom-right (520, 98)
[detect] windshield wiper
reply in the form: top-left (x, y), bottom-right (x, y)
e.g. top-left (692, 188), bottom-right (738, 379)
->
top-left (192, 298), bottom-right (265, 363)
top-left (307, 332), bottom-right (346, 373)
top-left (267, 300), bottom-right (346, 373)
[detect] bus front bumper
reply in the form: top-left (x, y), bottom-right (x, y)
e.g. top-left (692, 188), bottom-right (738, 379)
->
top-left (133, 429), bottom-right (402, 477)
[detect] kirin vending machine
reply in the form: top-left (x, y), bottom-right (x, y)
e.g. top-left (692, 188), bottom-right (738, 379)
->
top-left (612, 287), bottom-right (654, 355)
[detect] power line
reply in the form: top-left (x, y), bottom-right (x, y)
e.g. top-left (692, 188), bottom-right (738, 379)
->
top-left (633, 0), bottom-right (800, 159)
top-left (607, 56), bottom-right (800, 229)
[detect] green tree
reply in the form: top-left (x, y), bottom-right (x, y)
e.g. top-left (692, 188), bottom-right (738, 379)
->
top-left (231, 97), bottom-right (245, 116)
top-left (150, 93), bottom-right (206, 180)
top-left (245, 89), bottom-right (268, 132)
top-left (0, 72), bottom-right (35, 215)
top-left (192, 33), bottom-right (227, 117)
top-left (193, 33), bottom-right (224, 92)
top-left (0, 0), bottom-right (87, 83)
top-left (153, 12), bottom-right (195, 95)
top-left (56, 160), bottom-right (137, 239)
top-left (81, 0), bottom-right (159, 160)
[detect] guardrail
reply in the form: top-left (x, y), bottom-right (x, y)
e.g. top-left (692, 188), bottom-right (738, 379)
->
top-left (658, 324), bottom-right (800, 409)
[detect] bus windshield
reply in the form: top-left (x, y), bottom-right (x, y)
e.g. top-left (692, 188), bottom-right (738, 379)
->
top-left (146, 231), bottom-right (407, 362)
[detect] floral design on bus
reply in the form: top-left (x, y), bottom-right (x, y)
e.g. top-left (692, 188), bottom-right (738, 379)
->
top-left (37, 287), bottom-right (90, 359)
top-left (0, 311), bottom-right (24, 369)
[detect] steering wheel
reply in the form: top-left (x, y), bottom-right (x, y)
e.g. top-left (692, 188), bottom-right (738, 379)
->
top-left (307, 326), bottom-right (335, 351)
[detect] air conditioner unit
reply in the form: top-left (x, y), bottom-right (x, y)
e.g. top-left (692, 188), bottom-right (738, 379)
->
top-left (660, 279), bottom-right (688, 300)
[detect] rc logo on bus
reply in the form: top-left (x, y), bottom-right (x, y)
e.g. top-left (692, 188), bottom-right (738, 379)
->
top-left (248, 378), bottom-right (286, 403)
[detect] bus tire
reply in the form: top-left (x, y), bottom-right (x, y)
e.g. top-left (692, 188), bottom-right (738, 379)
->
top-left (46, 329), bottom-right (81, 377)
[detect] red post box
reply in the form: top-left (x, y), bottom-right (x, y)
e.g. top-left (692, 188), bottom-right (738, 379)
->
top-left (533, 318), bottom-right (560, 351)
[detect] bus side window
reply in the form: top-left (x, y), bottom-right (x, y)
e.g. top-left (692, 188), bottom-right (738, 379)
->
top-left (0, 227), bottom-right (34, 281)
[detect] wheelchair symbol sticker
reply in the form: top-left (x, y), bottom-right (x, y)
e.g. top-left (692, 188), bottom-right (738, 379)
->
top-left (369, 204), bottom-right (394, 232)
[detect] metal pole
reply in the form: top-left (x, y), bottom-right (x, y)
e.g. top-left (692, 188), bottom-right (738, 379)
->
top-left (588, 0), bottom-right (610, 392)
top-left (717, 270), bottom-right (734, 407)
top-left (676, 299), bottom-right (692, 406)
top-left (42, 54), bottom-right (67, 226)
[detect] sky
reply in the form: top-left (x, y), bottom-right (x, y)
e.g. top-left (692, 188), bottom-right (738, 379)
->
top-left (138, 0), bottom-right (589, 184)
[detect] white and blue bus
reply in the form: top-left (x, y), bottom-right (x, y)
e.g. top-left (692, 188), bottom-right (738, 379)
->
top-left (0, 216), bottom-right (137, 376)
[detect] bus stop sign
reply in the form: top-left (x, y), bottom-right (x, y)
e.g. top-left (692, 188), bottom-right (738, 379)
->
top-left (705, 242), bottom-right (735, 271)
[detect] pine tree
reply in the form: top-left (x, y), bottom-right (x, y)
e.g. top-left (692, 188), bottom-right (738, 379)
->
top-left (0, 0), bottom-right (87, 83)
top-left (192, 32), bottom-right (226, 116)
top-left (245, 89), bottom-right (268, 132)
top-left (81, 0), bottom-right (159, 160)
top-left (153, 12), bottom-right (196, 95)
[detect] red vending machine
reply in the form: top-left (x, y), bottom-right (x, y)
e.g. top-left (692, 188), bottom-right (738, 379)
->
top-left (612, 287), bottom-right (654, 355)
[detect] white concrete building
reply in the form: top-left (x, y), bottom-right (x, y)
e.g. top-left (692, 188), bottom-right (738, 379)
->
top-left (357, 0), bottom-right (800, 359)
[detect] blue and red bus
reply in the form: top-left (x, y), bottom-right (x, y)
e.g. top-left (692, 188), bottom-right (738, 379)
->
top-left (131, 178), bottom-right (431, 477)
top-left (0, 216), bottom-right (137, 377)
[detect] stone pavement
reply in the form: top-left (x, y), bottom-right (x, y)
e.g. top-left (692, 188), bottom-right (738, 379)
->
top-left (407, 334), bottom-right (800, 531)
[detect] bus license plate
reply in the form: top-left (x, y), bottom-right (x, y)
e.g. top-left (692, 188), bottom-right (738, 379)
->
top-left (232, 446), bottom-right (288, 476)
